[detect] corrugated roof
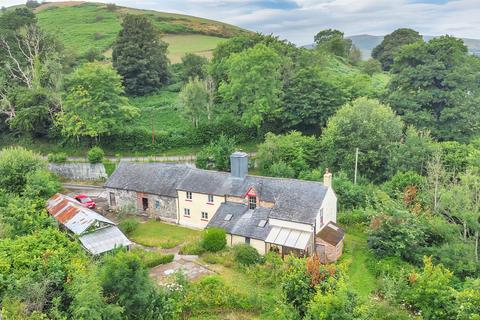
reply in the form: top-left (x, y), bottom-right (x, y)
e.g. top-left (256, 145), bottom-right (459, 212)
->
top-left (46, 193), bottom-right (131, 255)
top-left (79, 226), bottom-right (132, 255)
top-left (265, 226), bottom-right (312, 250)
top-left (46, 193), bottom-right (114, 235)
top-left (316, 222), bottom-right (345, 246)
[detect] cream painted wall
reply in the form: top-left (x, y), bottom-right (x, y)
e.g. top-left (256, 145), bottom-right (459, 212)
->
top-left (269, 218), bottom-right (314, 232)
top-left (177, 190), bottom-right (224, 229)
top-left (315, 187), bottom-right (337, 231)
top-left (250, 238), bottom-right (266, 255)
top-left (231, 235), bottom-right (246, 246)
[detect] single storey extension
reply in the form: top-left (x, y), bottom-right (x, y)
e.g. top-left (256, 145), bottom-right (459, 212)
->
top-left (104, 152), bottom-right (344, 260)
top-left (46, 193), bottom-right (131, 255)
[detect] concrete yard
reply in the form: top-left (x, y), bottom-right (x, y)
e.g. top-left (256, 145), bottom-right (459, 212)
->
top-left (149, 256), bottom-right (214, 283)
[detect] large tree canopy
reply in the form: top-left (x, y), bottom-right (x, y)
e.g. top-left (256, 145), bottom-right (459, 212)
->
top-left (219, 43), bottom-right (285, 129)
top-left (57, 62), bottom-right (138, 141)
top-left (282, 67), bottom-right (347, 131)
top-left (386, 36), bottom-right (480, 142)
top-left (112, 15), bottom-right (170, 96)
top-left (320, 97), bottom-right (403, 182)
top-left (372, 28), bottom-right (422, 71)
top-left (314, 29), bottom-right (352, 58)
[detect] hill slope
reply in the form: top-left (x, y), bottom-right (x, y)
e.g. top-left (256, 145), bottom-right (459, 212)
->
top-left (32, 1), bottom-right (250, 63)
top-left (347, 34), bottom-right (480, 59)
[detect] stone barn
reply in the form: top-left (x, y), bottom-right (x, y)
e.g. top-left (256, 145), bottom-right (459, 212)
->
top-left (104, 162), bottom-right (190, 222)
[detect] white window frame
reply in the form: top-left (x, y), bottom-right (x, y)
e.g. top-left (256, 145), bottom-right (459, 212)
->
top-left (184, 208), bottom-right (190, 217)
top-left (186, 191), bottom-right (192, 200)
top-left (208, 194), bottom-right (214, 203)
top-left (201, 211), bottom-right (208, 220)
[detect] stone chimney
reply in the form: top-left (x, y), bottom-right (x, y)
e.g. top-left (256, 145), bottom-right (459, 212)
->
top-left (230, 151), bottom-right (248, 179)
top-left (324, 168), bottom-right (332, 187)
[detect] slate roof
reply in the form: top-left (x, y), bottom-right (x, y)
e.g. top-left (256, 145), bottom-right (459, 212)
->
top-left (105, 161), bottom-right (330, 225)
top-left (104, 162), bottom-right (191, 197)
top-left (316, 222), bottom-right (345, 246)
top-left (178, 171), bottom-right (328, 225)
top-left (207, 202), bottom-right (272, 240)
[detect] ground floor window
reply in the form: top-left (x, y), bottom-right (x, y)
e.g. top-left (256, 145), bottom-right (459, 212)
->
top-left (155, 200), bottom-right (160, 209)
top-left (245, 237), bottom-right (250, 244)
top-left (201, 211), bottom-right (208, 220)
top-left (184, 208), bottom-right (190, 217)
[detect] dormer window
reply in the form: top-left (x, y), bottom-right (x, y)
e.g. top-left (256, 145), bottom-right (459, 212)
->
top-left (248, 196), bottom-right (257, 210)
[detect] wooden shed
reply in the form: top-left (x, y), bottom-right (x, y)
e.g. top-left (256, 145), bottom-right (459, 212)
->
top-left (315, 222), bottom-right (345, 263)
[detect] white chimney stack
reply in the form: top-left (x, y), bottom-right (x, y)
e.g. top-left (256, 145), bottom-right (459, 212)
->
top-left (324, 168), bottom-right (332, 188)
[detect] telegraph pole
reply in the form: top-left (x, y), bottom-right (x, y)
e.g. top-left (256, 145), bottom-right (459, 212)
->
top-left (354, 148), bottom-right (359, 184)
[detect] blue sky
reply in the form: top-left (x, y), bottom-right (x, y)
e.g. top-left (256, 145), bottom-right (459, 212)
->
top-left (2, 0), bottom-right (479, 45)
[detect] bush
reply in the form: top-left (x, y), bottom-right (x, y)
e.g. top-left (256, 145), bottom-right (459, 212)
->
top-left (233, 244), bottom-right (261, 266)
top-left (47, 152), bottom-right (67, 163)
top-left (201, 227), bottom-right (226, 252)
top-left (118, 218), bottom-right (139, 236)
top-left (131, 248), bottom-right (174, 268)
top-left (179, 241), bottom-right (205, 255)
top-left (337, 208), bottom-right (371, 226)
top-left (201, 249), bottom-right (234, 267)
top-left (87, 146), bottom-right (105, 163)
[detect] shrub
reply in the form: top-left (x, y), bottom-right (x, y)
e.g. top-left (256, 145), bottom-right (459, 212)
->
top-left (179, 241), bottom-right (205, 255)
top-left (87, 146), bottom-right (105, 163)
top-left (47, 152), bottom-right (67, 163)
top-left (233, 244), bottom-right (261, 266)
top-left (93, 32), bottom-right (105, 40)
top-left (201, 249), bottom-right (234, 267)
top-left (337, 208), bottom-right (371, 226)
top-left (106, 3), bottom-right (117, 11)
top-left (201, 227), bottom-right (226, 252)
top-left (118, 218), bottom-right (139, 236)
top-left (246, 252), bottom-right (285, 286)
top-left (131, 248), bottom-right (174, 268)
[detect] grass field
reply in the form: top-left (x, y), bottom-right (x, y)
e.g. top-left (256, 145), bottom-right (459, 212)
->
top-left (35, 2), bottom-right (245, 58)
top-left (163, 34), bottom-right (226, 63)
top-left (342, 226), bottom-right (377, 299)
top-left (129, 220), bottom-right (201, 248)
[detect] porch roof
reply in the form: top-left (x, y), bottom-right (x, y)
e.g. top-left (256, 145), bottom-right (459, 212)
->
top-left (265, 226), bottom-right (312, 250)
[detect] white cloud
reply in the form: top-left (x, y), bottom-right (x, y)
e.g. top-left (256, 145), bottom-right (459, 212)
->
top-left (1, 0), bottom-right (479, 44)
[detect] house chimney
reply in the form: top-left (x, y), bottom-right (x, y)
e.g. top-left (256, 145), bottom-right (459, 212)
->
top-left (324, 168), bottom-right (332, 187)
top-left (230, 151), bottom-right (248, 179)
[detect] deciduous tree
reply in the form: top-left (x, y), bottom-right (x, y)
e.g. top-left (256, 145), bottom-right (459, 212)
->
top-left (372, 28), bottom-right (422, 71)
top-left (57, 62), bottom-right (138, 141)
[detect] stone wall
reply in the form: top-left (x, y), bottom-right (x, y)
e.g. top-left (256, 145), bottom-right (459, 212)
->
top-left (49, 163), bottom-right (107, 180)
top-left (106, 188), bottom-right (178, 223)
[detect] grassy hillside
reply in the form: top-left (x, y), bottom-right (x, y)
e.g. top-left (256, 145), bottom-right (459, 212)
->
top-left (347, 34), bottom-right (480, 59)
top-left (34, 1), bottom-right (249, 61)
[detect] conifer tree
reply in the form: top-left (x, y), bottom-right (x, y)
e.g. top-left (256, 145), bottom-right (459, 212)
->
top-left (112, 15), bottom-right (170, 96)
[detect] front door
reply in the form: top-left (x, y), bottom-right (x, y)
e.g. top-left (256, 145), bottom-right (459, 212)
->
top-left (142, 197), bottom-right (149, 211)
top-left (109, 192), bottom-right (116, 207)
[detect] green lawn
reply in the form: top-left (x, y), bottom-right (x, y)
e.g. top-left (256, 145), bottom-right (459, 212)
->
top-left (129, 220), bottom-right (201, 248)
top-left (342, 226), bottom-right (377, 299)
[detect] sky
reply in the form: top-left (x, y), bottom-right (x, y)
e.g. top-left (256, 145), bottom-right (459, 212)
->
top-left (2, 0), bottom-right (480, 45)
